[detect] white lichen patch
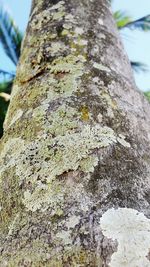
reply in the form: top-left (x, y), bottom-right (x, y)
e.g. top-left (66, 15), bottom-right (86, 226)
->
top-left (56, 230), bottom-right (72, 245)
top-left (93, 62), bottom-right (111, 72)
top-left (74, 39), bottom-right (88, 46)
top-left (100, 208), bottom-right (150, 267)
top-left (6, 109), bottom-right (23, 129)
top-left (65, 14), bottom-right (74, 22)
top-left (98, 18), bottom-right (104, 25)
top-left (97, 113), bottom-right (103, 123)
top-left (46, 42), bottom-right (67, 56)
top-left (49, 1), bottom-right (65, 11)
top-left (93, 77), bottom-right (100, 84)
top-left (74, 27), bottom-right (84, 35)
top-left (117, 134), bottom-right (131, 148)
top-left (7, 213), bottom-right (20, 237)
top-left (66, 215), bottom-right (80, 229)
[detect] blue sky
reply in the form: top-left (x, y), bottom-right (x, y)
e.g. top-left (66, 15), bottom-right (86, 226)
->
top-left (0, 0), bottom-right (150, 91)
top-left (112, 0), bottom-right (150, 91)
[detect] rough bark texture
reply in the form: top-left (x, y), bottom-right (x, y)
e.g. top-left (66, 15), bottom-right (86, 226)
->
top-left (0, 0), bottom-right (150, 266)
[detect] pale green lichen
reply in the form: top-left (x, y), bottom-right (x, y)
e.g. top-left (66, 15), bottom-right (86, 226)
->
top-left (7, 213), bottom-right (20, 237)
top-left (0, 123), bottom-right (130, 213)
top-left (6, 109), bottom-right (23, 129)
top-left (56, 230), bottom-right (72, 245)
top-left (49, 54), bottom-right (86, 74)
top-left (98, 89), bottom-right (117, 118)
top-left (44, 54), bottom-right (86, 100)
top-left (61, 29), bottom-right (70, 36)
top-left (32, 103), bottom-right (49, 122)
top-left (31, 1), bottom-right (65, 29)
top-left (14, 124), bottom-right (131, 212)
top-left (93, 62), bottom-right (111, 72)
top-left (44, 105), bottom-right (80, 136)
top-left (22, 181), bottom-right (65, 213)
top-left (46, 41), bottom-right (67, 56)
top-left (0, 122), bottom-right (131, 214)
top-left (0, 138), bottom-right (25, 180)
top-left (0, 0), bottom-right (132, 216)
top-left (53, 10), bottom-right (65, 20)
top-left (80, 155), bottom-right (99, 173)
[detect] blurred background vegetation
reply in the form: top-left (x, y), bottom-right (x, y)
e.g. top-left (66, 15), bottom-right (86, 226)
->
top-left (0, 3), bottom-right (150, 137)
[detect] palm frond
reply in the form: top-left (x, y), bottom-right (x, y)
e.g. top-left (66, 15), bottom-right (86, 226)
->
top-left (122, 15), bottom-right (150, 31)
top-left (113, 10), bottom-right (132, 29)
top-left (130, 61), bottom-right (148, 73)
top-left (0, 7), bottom-right (23, 65)
top-left (144, 91), bottom-right (150, 102)
top-left (0, 68), bottom-right (15, 78)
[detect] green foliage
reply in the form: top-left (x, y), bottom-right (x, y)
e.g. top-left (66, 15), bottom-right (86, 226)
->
top-left (114, 11), bottom-right (150, 100)
top-left (114, 11), bottom-right (150, 32)
top-left (122, 15), bottom-right (150, 31)
top-left (0, 80), bottom-right (13, 137)
top-left (114, 9), bottom-right (150, 75)
top-left (144, 91), bottom-right (150, 102)
top-left (0, 8), bottom-right (22, 65)
top-left (0, 7), bottom-right (23, 137)
top-left (130, 61), bottom-right (148, 73)
top-left (113, 10), bottom-right (132, 29)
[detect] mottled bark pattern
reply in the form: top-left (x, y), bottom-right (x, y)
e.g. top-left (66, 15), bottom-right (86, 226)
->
top-left (0, 0), bottom-right (150, 266)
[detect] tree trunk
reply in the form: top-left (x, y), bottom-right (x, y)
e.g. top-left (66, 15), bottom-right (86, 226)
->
top-left (0, 0), bottom-right (150, 266)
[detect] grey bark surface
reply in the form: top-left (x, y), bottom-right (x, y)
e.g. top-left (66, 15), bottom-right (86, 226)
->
top-left (0, 0), bottom-right (150, 266)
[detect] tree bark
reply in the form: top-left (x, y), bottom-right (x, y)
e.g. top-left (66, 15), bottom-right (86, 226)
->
top-left (0, 0), bottom-right (150, 266)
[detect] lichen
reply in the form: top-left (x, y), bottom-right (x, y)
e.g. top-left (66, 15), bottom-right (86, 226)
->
top-left (53, 10), bottom-right (65, 21)
top-left (6, 109), bottom-right (23, 129)
top-left (66, 215), bottom-right (80, 229)
top-left (100, 207), bottom-right (150, 267)
top-left (43, 104), bottom-right (80, 136)
top-left (31, 1), bottom-right (65, 30)
top-left (117, 134), bottom-right (131, 148)
top-left (0, 246), bottom-right (101, 267)
top-left (46, 41), bottom-right (67, 56)
top-left (93, 62), bottom-right (111, 72)
top-left (0, 0), bottom-right (131, 218)
top-left (46, 54), bottom-right (86, 99)
top-left (56, 230), bottom-right (72, 245)
top-left (22, 181), bottom-right (65, 213)
top-left (80, 155), bottom-right (99, 173)
top-left (0, 138), bottom-right (25, 179)
top-left (49, 1), bottom-right (65, 11)
top-left (15, 125), bottom-right (130, 212)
